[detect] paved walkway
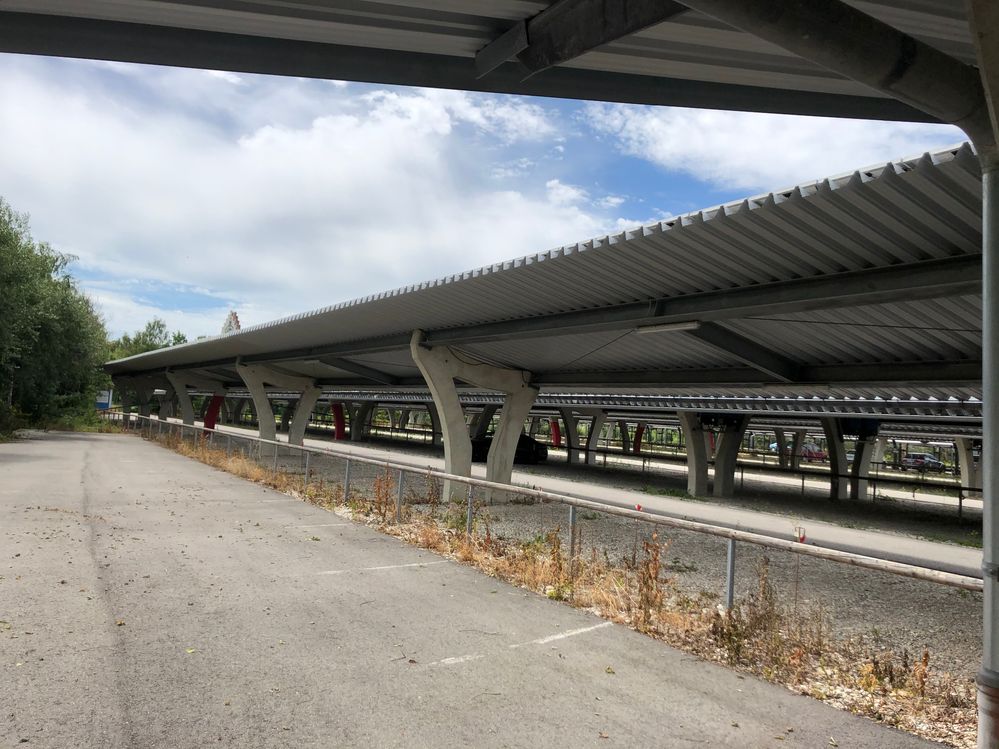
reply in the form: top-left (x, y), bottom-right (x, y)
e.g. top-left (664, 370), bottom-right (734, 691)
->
top-left (2, 432), bottom-right (937, 748)
top-left (211, 423), bottom-right (982, 579)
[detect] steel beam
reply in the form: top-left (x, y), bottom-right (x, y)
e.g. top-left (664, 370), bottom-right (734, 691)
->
top-left (422, 255), bottom-right (981, 347)
top-left (476, 0), bottom-right (687, 78)
top-left (678, 0), bottom-right (995, 151)
top-left (687, 322), bottom-right (799, 382)
top-left (313, 356), bottom-right (399, 385)
top-left (0, 11), bottom-right (936, 123)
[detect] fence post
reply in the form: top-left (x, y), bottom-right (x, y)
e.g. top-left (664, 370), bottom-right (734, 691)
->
top-left (465, 484), bottom-right (474, 537)
top-left (568, 504), bottom-right (578, 578)
top-left (343, 459), bottom-right (352, 501)
top-left (226, 435), bottom-right (232, 457)
top-left (304, 451), bottom-right (311, 489)
top-left (725, 538), bottom-right (737, 610)
top-left (396, 468), bottom-right (405, 524)
top-left (272, 444), bottom-right (278, 472)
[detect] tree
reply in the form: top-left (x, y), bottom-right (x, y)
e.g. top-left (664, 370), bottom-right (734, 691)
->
top-left (109, 318), bottom-right (187, 361)
top-left (0, 197), bottom-right (109, 431)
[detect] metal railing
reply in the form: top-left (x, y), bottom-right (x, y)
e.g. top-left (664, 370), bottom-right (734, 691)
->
top-left (105, 411), bottom-right (984, 595)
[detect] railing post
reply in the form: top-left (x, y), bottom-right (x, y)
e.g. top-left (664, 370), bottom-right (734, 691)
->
top-left (725, 538), bottom-right (737, 610)
top-left (226, 435), bottom-right (232, 457)
top-left (304, 451), bottom-right (311, 489)
top-left (569, 504), bottom-right (578, 578)
top-left (343, 459), bottom-right (352, 501)
top-left (465, 484), bottom-right (474, 537)
top-left (272, 443), bottom-right (278, 472)
top-left (396, 468), bottom-right (405, 524)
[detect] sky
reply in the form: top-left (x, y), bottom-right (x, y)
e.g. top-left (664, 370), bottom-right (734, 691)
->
top-left (0, 53), bottom-right (966, 340)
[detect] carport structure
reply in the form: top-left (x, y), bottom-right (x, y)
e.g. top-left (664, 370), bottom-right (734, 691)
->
top-left (8, 0), bottom-right (998, 741)
top-left (105, 144), bottom-right (982, 501)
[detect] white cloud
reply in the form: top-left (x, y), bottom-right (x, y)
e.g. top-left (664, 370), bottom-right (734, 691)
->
top-left (585, 104), bottom-right (964, 192)
top-left (545, 179), bottom-right (588, 206)
top-left (0, 57), bottom-right (608, 338)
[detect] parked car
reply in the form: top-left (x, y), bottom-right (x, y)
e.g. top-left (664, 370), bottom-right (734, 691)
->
top-left (471, 434), bottom-right (548, 464)
top-left (799, 443), bottom-right (827, 462)
top-left (902, 452), bottom-right (945, 472)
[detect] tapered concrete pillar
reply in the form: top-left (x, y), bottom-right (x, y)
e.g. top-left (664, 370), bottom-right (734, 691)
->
top-left (849, 421), bottom-right (881, 500)
top-left (557, 409), bottom-right (581, 462)
top-left (288, 386), bottom-right (321, 446)
top-left (618, 421), bottom-right (631, 452)
top-left (957, 438), bottom-right (983, 498)
top-left (486, 388), bottom-right (538, 500)
top-left (678, 412), bottom-right (709, 497)
top-left (775, 428), bottom-right (788, 468)
top-left (398, 409), bottom-right (410, 431)
top-left (821, 418), bottom-right (849, 500)
top-left (411, 330), bottom-right (536, 502)
top-left (470, 405), bottom-right (498, 440)
top-left (157, 385), bottom-right (175, 420)
top-left (712, 416), bottom-right (750, 497)
top-left (349, 402), bottom-right (375, 442)
top-left (424, 405), bottom-right (443, 447)
top-left (585, 411), bottom-right (607, 465)
top-left (279, 402), bottom-right (292, 433)
top-left (789, 431), bottom-right (804, 470)
top-left (165, 376), bottom-right (196, 426)
top-left (237, 364), bottom-right (318, 445)
top-left (528, 416), bottom-right (540, 436)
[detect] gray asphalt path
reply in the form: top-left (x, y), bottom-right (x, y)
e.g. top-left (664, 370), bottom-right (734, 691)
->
top-left (2, 432), bottom-right (937, 748)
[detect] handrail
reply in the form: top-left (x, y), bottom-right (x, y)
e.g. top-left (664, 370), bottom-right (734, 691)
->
top-left (109, 411), bottom-right (984, 593)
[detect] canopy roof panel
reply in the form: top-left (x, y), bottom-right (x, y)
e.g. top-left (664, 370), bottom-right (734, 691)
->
top-left (106, 143), bottom-right (983, 412)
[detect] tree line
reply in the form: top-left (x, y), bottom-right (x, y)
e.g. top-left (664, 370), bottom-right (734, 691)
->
top-left (1, 197), bottom-right (186, 434)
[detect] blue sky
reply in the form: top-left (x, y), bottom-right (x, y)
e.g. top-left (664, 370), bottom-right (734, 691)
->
top-left (0, 53), bottom-right (964, 339)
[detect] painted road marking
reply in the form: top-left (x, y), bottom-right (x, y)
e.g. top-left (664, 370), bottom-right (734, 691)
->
top-left (509, 621), bottom-right (613, 649)
top-left (290, 523), bottom-right (351, 528)
top-left (317, 560), bottom-right (447, 576)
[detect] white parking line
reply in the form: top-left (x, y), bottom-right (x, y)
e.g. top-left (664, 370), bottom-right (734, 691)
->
top-left (290, 523), bottom-right (351, 528)
top-left (317, 560), bottom-right (447, 576)
top-left (509, 621), bottom-right (613, 649)
top-left (433, 654), bottom-right (485, 667)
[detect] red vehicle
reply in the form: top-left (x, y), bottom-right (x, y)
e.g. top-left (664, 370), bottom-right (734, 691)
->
top-left (799, 443), bottom-right (827, 462)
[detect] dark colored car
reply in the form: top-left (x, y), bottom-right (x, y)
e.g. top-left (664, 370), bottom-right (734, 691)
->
top-left (902, 452), bottom-right (945, 472)
top-left (471, 434), bottom-right (548, 464)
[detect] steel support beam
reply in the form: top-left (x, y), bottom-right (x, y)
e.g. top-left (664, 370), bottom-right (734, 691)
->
top-left (422, 256), bottom-right (981, 348)
top-left (678, 0), bottom-right (995, 151)
top-left (0, 11), bottom-right (934, 123)
top-left (687, 322), bottom-right (799, 382)
top-left (476, 0), bottom-right (687, 78)
top-left (314, 356), bottom-right (399, 385)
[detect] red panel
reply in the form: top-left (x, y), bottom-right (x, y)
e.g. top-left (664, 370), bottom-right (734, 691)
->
top-left (550, 418), bottom-right (561, 448)
top-left (331, 402), bottom-right (346, 440)
top-left (204, 395), bottom-right (224, 431)
top-left (633, 423), bottom-right (645, 454)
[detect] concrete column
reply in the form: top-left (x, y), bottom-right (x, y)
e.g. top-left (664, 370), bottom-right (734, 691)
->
top-left (528, 416), bottom-right (540, 436)
top-left (237, 365), bottom-right (276, 442)
top-left (585, 411), bottom-right (607, 465)
top-left (279, 402), bottom-right (292, 433)
top-left (486, 387), bottom-right (538, 500)
top-left (398, 409), bottom-right (411, 431)
top-left (957, 438), bottom-right (983, 498)
top-left (557, 409), bottom-right (581, 462)
top-left (678, 412), bottom-right (709, 497)
top-left (288, 386), bottom-right (321, 446)
top-left (618, 420), bottom-right (631, 452)
top-left (633, 422), bottom-right (646, 455)
top-left (231, 398), bottom-right (247, 425)
top-left (425, 405), bottom-right (443, 447)
top-left (789, 431), bottom-right (804, 470)
top-left (410, 330), bottom-right (536, 502)
top-left (157, 385), bottom-right (175, 420)
top-left (774, 428), bottom-right (788, 468)
top-left (712, 416), bottom-right (750, 498)
top-left (349, 402), bottom-right (375, 442)
top-left (470, 405), bottom-right (498, 440)
top-left (849, 421), bottom-right (881, 500)
top-left (820, 418), bottom-right (849, 500)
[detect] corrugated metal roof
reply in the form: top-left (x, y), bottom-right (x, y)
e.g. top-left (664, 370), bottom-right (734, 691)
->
top-left (105, 143), bottom-right (983, 413)
top-left (0, 1), bottom-right (967, 121)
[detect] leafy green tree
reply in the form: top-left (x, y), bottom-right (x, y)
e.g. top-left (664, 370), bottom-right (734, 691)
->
top-left (0, 197), bottom-right (109, 431)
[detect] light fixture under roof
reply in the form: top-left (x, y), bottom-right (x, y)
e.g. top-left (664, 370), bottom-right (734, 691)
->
top-left (634, 320), bottom-right (701, 335)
